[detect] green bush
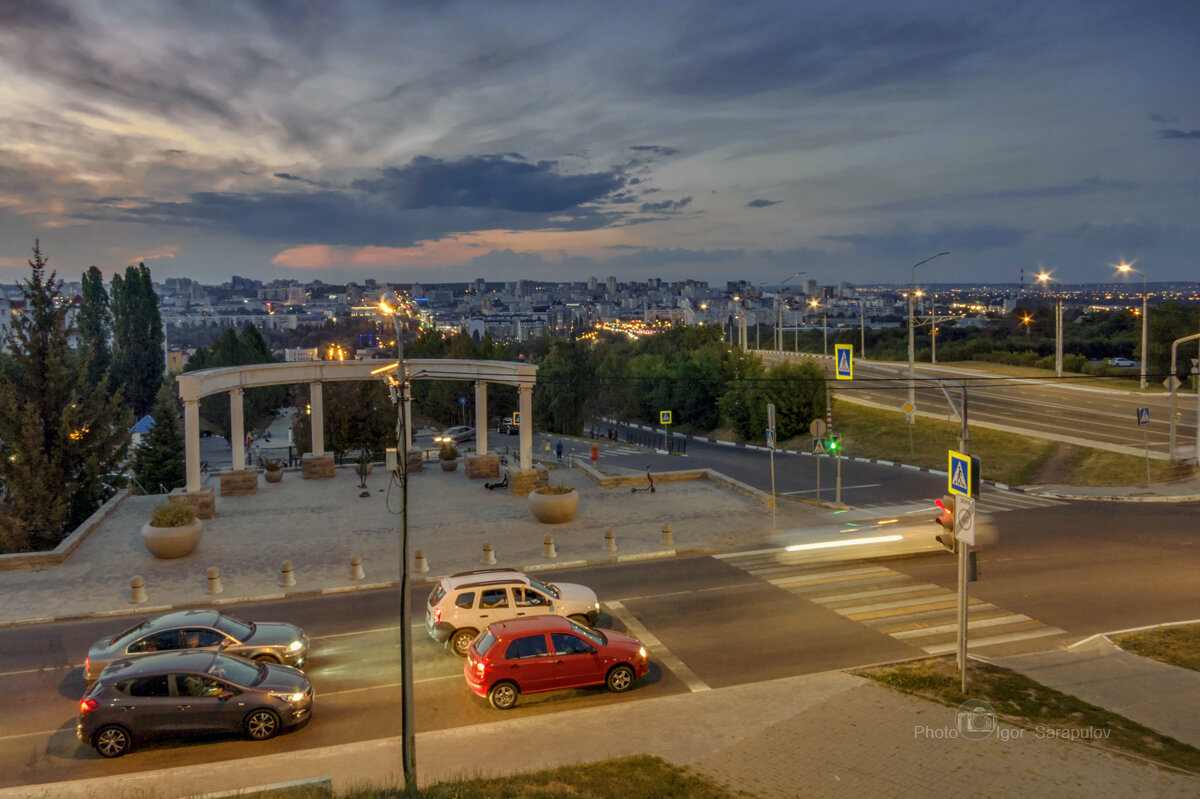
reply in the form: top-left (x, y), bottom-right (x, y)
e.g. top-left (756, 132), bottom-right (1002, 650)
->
top-left (536, 485), bottom-right (575, 495)
top-left (439, 442), bottom-right (460, 460)
top-left (149, 504), bottom-right (197, 527)
top-left (262, 458), bottom-right (282, 471)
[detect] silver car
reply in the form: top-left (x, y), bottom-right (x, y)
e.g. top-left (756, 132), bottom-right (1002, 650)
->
top-left (78, 650), bottom-right (313, 757)
top-left (85, 609), bottom-right (309, 682)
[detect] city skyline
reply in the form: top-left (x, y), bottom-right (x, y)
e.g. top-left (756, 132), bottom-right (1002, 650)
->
top-left (1, 1), bottom-right (1198, 287)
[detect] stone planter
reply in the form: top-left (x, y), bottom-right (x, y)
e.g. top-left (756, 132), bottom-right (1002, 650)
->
top-left (440, 458), bottom-right (459, 472)
top-left (528, 487), bottom-right (579, 524)
top-left (264, 469), bottom-right (283, 483)
top-left (140, 519), bottom-right (204, 559)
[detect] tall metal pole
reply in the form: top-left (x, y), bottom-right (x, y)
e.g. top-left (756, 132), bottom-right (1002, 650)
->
top-left (1055, 298), bottom-right (1063, 377)
top-left (777, 272), bottom-right (806, 352)
top-left (957, 386), bottom-right (970, 694)
top-left (908, 252), bottom-right (950, 408)
top-left (1141, 289), bottom-right (1149, 390)
top-left (385, 300), bottom-right (417, 794)
top-left (1168, 333), bottom-right (1200, 463)
top-left (931, 299), bottom-right (937, 364)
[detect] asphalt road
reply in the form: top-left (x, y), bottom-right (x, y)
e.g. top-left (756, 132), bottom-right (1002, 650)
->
top-left (3, 498), bottom-right (1198, 789)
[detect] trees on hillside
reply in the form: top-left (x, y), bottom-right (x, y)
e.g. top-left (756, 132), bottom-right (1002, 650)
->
top-left (110, 263), bottom-right (164, 417)
top-left (0, 244), bottom-right (131, 553)
top-left (185, 326), bottom-right (286, 437)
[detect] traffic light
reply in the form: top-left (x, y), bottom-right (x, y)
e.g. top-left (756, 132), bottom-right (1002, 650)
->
top-left (828, 434), bottom-right (840, 453)
top-left (934, 494), bottom-right (957, 552)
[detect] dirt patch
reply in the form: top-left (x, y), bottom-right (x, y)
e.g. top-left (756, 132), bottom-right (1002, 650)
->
top-left (1029, 442), bottom-right (1080, 484)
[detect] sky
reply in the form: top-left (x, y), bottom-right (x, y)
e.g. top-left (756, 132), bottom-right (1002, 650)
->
top-left (1, 0), bottom-right (1198, 289)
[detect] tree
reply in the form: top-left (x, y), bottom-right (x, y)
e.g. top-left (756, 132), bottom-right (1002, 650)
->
top-left (111, 262), bottom-right (164, 417)
top-left (131, 378), bottom-right (185, 493)
top-left (77, 266), bottom-right (112, 389)
top-left (185, 325), bottom-right (284, 438)
top-left (0, 243), bottom-right (131, 553)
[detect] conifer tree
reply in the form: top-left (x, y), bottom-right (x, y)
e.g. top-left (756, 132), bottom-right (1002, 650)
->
top-left (132, 378), bottom-right (185, 493)
top-left (0, 243), bottom-right (131, 553)
top-left (77, 266), bottom-right (112, 388)
top-left (111, 262), bottom-right (164, 417)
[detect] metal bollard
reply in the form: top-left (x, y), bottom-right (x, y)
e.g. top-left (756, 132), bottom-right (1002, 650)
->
top-left (482, 542), bottom-right (496, 565)
top-left (605, 529), bottom-right (617, 552)
top-left (279, 561), bottom-right (296, 587)
top-left (661, 523), bottom-right (674, 547)
top-left (206, 567), bottom-right (223, 595)
top-left (349, 555), bottom-right (365, 580)
top-left (543, 536), bottom-right (557, 559)
top-left (130, 575), bottom-right (147, 604)
top-left (414, 549), bottom-right (429, 573)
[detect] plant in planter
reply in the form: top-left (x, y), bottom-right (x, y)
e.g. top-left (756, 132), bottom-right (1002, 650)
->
top-left (141, 503), bottom-right (203, 559)
top-left (528, 484), bottom-right (580, 523)
top-left (439, 443), bottom-right (460, 472)
top-left (262, 458), bottom-right (283, 483)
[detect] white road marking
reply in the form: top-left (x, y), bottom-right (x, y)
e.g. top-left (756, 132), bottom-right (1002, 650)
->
top-left (605, 600), bottom-right (709, 693)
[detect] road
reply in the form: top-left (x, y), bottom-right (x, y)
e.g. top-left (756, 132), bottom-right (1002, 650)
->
top-left (2, 498), bottom-right (1197, 790)
top-left (759, 353), bottom-right (1200, 460)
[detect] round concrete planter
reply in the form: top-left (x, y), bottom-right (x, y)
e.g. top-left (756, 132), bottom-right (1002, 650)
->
top-left (440, 458), bottom-right (459, 472)
top-left (264, 469), bottom-right (283, 483)
top-left (528, 487), bottom-right (579, 524)
top-left (140, 519), bottom-right (204, 559)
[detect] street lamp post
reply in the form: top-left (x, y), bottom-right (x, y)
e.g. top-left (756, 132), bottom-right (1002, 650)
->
top-left (777, 272), bottom-right (806, 352)
top-left (379, 295), bottom-right (416, 794)
top-left (908, 252), bottom-right (950, 407)
top-left (1036, 271), bottom-right (1063, 377)
top-left (1117, 262), bottom-right (1149, 390)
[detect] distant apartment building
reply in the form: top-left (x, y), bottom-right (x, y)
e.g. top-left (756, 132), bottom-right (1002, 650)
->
top-left (285, 348), bottom-right (320, 362)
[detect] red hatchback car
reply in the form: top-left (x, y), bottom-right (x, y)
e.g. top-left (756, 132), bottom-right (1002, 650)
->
top-left (464, 615), bottom-right (649, 709)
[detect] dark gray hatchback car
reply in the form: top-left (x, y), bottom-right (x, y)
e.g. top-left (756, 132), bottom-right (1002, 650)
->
top-left (85, 609), bottom-right (309, 682)
top-left (78, 650), bottom-right (314, 757)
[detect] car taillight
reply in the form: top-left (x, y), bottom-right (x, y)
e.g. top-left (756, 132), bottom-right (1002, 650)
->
top-left (434, 607), bottom-right (442, 623)
top-left (474, 659), bottom-right (486, 676)
top-left (84, 657), bottom-right (90, 673)
top-left (79, 698), bottom-right (97, 713)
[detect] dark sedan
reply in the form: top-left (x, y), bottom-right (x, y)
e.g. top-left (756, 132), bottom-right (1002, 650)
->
top-left (85, 609), bottom-right (309, 682)
top-left (78, 650), bottom-right (313, 757)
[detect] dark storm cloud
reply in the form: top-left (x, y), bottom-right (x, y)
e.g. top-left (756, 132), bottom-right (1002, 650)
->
top-left (823, 224), bottom-right (1029, 254)
top-left (352, 155), bottom-right (624, 213)
top-left (865, 179), bottom-right (1134, 212)
top-left (747, 199), bottom-right (779, 208)
top-left (607, 247), bottom-right (746, 267)
top-left (629, 145), bottom-right (681, 156)
top-left (0, 0), bottom-right (75, 28)
top-left (78, 154), bottom-right (628, 246)
top-left (639, 196), bottom-right (692, 214)
top-left (1158, 129), bottom-right (1200, 140)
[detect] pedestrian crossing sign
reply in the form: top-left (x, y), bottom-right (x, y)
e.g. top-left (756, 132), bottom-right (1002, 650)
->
top-left (835, 344), bottom-right (853, 380)
top-left (948, 449), bottom-right (980, 498)
top-left (660, 410), bottom-right (673, 425)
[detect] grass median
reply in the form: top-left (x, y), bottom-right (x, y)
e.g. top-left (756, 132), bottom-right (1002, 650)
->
top-left (1115, 623), bottom-right (1200, 673)
top-left (855, 656), bottom-right (1200, 773)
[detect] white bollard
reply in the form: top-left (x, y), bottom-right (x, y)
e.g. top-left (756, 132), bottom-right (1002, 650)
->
top-left (482, 542), bottom-right (496, 565)
top-left (414, 549), bottom-right (429, 573)
top-left (543, 536), bottom-right (557, 559)
top-left (130, 575), bottom-right (147, 604)
top-left (605, 529), bottom-right (617, 552)
top-left (206, 567), bottom-right (223, 595)
top-left (349, 555), bottom-right (365, 581)
top-left (661, 524), bottom-right (674, 547)
top-left (279, 561), bottom-right (296, 587)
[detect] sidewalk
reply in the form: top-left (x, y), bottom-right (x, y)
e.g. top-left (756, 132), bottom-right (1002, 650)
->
top-left (1, 450), bottom-right (1198, 797)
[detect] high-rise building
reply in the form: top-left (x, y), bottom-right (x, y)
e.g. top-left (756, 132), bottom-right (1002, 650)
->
top-left (606, 276), bottom-right (617, 294)
top-left (588, 276), bottom-right (597, 291)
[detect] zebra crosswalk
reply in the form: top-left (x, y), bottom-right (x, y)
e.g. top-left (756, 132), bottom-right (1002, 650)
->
top-left (851, 490), bottom-right (1066, 515)
top-left (718, 551), bottom-right (1066, 654)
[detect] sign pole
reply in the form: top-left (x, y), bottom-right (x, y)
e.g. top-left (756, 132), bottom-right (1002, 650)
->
top-left (767, 404), bottom-right (777, 531)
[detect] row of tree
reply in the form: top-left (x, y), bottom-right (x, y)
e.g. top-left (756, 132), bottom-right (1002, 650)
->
top-left (0, 244), bottom-right (168, 553)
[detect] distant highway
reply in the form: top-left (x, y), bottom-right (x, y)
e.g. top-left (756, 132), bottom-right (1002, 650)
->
top-left (760, 352), bottom-right (1199, 460)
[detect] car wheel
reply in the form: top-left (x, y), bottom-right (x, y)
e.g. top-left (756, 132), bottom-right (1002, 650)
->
top-left (488, 681), bottom-right (519, 710)
top-left (93, 724), bottom-right (132, 758)
top-left (450, 628), bottom-right (478, 657)
top-left (567, 614), bottom-right (591, 626)
top-left (253, 654), bottom-right (280, 664)
top-left (245, 708), bottom-right (281, 741)
top-left (606, 664), bottom-right (635, 693)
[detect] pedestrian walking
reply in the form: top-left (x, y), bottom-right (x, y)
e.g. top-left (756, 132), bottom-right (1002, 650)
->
top-left (555, 440), bottom-right (563, 460)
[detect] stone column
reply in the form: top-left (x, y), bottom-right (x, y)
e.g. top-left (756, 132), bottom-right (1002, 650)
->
top-left (310, 381), bottom-right (325, 457)
top-left (230, 387), bottom-right (245, 470)
top-left (475, 380), bottom-right (488, 455)
top-left (518, 384), bottom-right (533, 470)
top-left (184, 398), bottom-right (202, 493)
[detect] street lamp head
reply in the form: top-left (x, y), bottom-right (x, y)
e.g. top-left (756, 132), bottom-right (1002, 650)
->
top-left (1035, 270), bottom-right (1054, 284)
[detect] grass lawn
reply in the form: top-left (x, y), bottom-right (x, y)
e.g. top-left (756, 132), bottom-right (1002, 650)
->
top-left (856, 657), bottom-right (1200, 773)
top-left (1115, 624), bottom-right (1200, 673)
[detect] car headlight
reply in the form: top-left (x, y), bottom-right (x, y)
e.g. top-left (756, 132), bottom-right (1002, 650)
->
top-left (288, 640), bottom-right (304, 652)
top-left (270, 691), bottom-right (307, 703)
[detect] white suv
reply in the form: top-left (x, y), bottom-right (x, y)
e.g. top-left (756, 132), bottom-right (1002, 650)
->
top-left (425, 569), bottom-right (601, 656)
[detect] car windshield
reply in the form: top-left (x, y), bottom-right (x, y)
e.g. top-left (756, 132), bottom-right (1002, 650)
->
top-left (567, 619), bottom-right (605, 647)
top-left (111, 620), bottom-right (149, 646)
top-left (529, 576), bottom-right (560, 599)
top-left (207, 654), bottom-right (265, 687)
top-left (212, 613), bottom-right (255, 641)
top-left (474, 630), bottom-right (497, 656)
